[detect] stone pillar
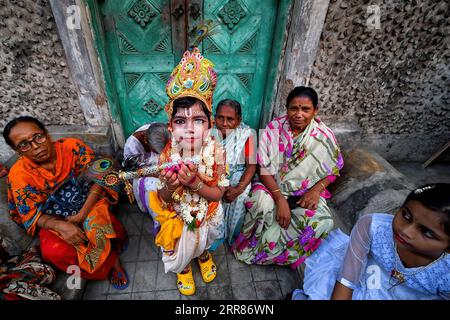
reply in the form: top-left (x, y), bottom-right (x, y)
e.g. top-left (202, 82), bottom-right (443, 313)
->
top-left (48, 0), bottom-right (125, 149)
top-left (263, 0), bottom-right (330, 126)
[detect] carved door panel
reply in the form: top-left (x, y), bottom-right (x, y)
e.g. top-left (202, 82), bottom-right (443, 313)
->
top-left (100, 0), bottom-right (184, 137)
top-left (198, 0), bottom-right (278, 129)
top-left (99, 0), bottom-right (277, 137)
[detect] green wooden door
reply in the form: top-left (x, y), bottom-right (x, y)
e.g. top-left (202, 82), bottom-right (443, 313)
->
top-left (98, 0), bottom-right (278, 137)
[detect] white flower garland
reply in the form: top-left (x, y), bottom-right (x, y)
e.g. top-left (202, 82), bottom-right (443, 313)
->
top-left (169, 134), bottom-right (218, 228)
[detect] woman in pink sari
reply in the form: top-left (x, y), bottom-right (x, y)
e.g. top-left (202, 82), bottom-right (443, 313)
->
top-left (232, 86), bottom-right (344, 268)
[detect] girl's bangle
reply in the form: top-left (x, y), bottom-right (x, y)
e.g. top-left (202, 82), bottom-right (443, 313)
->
top-left (171, 191), bottom-right (181, 202)
top-left (270, 188), bottom-right (280, 194)
top-left (192, 181), bottom-right (204, 192)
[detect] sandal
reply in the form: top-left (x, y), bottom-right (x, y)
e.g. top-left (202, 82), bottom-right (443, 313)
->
top-left (177, 265), bottom-right (196, 296)
top-left (197, 252), bottom-right (216, 283)
top-left (109, 269), bottom-right (130, 290)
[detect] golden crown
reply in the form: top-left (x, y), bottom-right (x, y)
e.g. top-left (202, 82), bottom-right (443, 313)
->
top-left (165, 48), bottom-right (217, 119)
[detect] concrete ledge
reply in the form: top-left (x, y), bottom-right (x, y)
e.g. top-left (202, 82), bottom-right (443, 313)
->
top-left (46, 125), bottom-right (115, 156)
top-left (320, 116), bottom-right (450, 163)
top-left (0, 175), bottom-right (32, 253)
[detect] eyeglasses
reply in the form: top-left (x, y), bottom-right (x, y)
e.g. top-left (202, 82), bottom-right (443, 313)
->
top-left (15, 133), bottom-right (47, 152)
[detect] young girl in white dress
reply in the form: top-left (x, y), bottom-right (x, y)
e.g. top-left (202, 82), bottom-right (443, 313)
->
top-left (292, 183), bottom-right (450, 300)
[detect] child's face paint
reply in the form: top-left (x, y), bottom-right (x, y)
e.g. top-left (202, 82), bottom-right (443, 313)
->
top-left (171, 102), bottom-right (209, 154)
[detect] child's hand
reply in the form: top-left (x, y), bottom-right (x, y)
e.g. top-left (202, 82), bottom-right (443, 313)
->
top-left (160, 166), bottom-right (180, 190)
top-left (177, 161), bottom-right (198, 186)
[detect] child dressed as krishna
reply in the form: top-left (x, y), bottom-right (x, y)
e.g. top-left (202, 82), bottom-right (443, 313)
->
top-left (149, 48), bottom-right (229, 296)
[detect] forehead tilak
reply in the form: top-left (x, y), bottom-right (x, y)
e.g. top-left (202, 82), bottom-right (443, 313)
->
top-left (174, 108), bottom-right (208, 118)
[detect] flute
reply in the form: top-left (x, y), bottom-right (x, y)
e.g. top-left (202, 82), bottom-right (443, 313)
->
top-left (118, 156), bottom-right (201, 180)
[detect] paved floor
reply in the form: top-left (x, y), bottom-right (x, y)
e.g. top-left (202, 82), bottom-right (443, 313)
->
top-left (82, 203), bottom-right (301, 300)
top-left (81, 161), bottom-right (449, 300)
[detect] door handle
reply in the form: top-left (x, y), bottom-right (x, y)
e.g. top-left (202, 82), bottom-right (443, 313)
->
top-left (190, 3), bottom-right (201, 20)
top-left (172, 4), bottom-right (184, 20)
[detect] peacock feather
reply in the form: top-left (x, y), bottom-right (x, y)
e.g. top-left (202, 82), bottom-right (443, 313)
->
top-left (188, 19), bottom-right (219, 50)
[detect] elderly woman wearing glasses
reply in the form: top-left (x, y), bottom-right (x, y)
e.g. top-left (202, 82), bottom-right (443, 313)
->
top-left (3, 116), bottom-right (130, 290)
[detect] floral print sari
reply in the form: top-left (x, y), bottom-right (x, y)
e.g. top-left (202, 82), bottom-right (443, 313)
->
top-left (232, 115), bottom-right (344, 268)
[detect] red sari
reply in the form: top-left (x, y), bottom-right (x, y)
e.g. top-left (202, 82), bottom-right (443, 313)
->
top-left (7, 138), bottom-right (126, 279)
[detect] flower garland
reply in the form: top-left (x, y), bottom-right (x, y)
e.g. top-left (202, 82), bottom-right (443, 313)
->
top-left (168, 134), bottom-right (220, 230)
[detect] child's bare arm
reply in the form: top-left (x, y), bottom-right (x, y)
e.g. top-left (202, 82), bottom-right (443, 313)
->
top-left (331, 282), bottom-right (353, 300)
top-left (331, 215), bottom-right (373, 300)
top-left (158, 168), bottom-right (181, 203)
top-left (191, 180), bottom-right (225, 202)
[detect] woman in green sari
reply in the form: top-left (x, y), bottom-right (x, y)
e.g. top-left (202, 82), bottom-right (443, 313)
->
top-left (232, 86), bottom-right (344, 269)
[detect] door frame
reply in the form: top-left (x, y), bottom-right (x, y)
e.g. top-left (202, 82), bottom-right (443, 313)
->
top-left (83, 0), bottom-right (294, 144)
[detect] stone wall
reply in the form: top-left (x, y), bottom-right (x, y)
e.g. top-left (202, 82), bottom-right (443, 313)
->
top-left (0, 0), bottom-right (85, 128)
top-left (308, 0), bottom-right (450, 161)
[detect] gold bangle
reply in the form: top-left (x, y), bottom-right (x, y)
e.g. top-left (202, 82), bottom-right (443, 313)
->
top-left (319, 181), bottom-right (327, 190)
top-left (165, 184), bottom-right (177, 192)
top-left (192, 181), bottom-right (204, 192)
top-left (171, 191), bottom-right (181, 202)
top-left (270, 188), bottom-right (280, 193)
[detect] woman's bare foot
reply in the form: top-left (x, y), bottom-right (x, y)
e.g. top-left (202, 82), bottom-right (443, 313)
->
top-left (109, 257), bottom-right (129, 289)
